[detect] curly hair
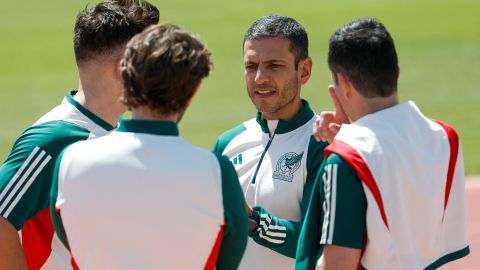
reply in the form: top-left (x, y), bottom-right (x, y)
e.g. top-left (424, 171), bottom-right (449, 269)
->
top-left (120, 24), bottom-right (212, 115)
top-left (74, 0), bottom-right (159, 62)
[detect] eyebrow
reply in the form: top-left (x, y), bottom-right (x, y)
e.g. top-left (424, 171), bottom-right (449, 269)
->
top-left (244, 59), bottom-right (287, 65)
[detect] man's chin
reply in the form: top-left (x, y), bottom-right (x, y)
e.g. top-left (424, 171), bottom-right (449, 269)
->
top-left (256, 106), bottom-right (276, 114)
top-left (257, 107), bottom-right (281, 118)
top-left (253, 101), bottom-right (275, 112)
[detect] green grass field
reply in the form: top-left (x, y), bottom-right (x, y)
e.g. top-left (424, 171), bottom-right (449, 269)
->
top-left (0, 0), bottom-right (479, 173)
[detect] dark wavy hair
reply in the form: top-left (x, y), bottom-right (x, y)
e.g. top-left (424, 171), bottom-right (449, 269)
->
top-left (120, 24), bottom-right (212, 115)
top-left (74, 0), bottom-right (159, 62)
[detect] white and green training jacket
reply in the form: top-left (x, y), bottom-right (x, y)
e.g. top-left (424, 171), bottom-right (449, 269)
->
top-left (0, 91), bottom-right (113, 270)
top-left (296, 101), bottom-right (469, 270)
top-left (213, 100), bottom-right (328, 270)
top-left (51, 118), bottom-right (248, 270)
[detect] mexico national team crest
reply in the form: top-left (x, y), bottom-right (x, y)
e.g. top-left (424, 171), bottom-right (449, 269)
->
top-left (273, 152), bottom-right (304, 182)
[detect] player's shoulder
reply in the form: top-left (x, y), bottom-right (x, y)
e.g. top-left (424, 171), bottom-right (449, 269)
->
top-left (2, 120), bottom-right (90, 162)
top-left (305, 135), bottom-right (329, 171)
top-left (19, 121), bottom-right (90, 149)
top-left (213, 121), bottom-right (250, 153)
top-left (58, 130), bottom-right (121, 159)
top-left (325, 153), bottom-right (346, 165)
top-left (324, 153), bottom-right (358, 178)
top-left (217, 122), bottom-right (249, 141)
top-left (210, 151), bottom-right (232, 169)
top-left (28, 120), bottom-right (90, 135)
top-left (179, 140), bottom-right (233, 177)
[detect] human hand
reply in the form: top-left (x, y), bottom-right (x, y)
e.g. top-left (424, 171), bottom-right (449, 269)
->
top-left (312, 85), bottom-right (349, 143)
top-left (246, 204), bottom-right (260, 232)
top-left (246, 204), bottom-right (252, 216)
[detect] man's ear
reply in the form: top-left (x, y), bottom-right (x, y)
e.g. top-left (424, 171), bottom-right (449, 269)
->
top-left (114, 57), bottom-right (123, 80)
top-left (298, 57), bottom-right (312, 85)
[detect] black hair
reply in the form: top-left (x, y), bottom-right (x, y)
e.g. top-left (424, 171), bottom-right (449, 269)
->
top-left (74, 0), bottom-right (159, 62)
top-left (244, 14), bottom-right (308, 66)
top-left (328, 18), bottom-right (399, 97)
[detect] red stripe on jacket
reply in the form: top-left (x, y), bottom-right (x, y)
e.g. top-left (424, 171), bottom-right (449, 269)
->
top-left (325, 140), bottom-right (390, 229)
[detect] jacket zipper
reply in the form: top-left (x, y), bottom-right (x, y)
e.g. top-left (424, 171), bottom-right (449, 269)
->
top-left (251, 132), bottom-right (276, 184)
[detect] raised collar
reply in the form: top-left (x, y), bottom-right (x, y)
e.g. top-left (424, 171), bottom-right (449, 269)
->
top-left (67, 90), bottom-right (115, 131)
top-left (116, 118), bottom-right (179, 136)
top-left (255, 99), bottom-right (314, 135)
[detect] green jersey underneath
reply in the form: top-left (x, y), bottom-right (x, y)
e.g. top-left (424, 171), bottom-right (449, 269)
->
top-left (0, 121), bottom-right (90, 229)
top-left (296, 153), bottom-right (367, 270)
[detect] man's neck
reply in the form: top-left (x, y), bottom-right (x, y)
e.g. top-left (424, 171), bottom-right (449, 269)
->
top-left (261, 97), bottom-right (303, 122)
top-left (131, 107), bottom-right (179, 123)
top-left (352, 93), bottom-right (399, 121)
top-left (75, 64), bottom-right (126, 127)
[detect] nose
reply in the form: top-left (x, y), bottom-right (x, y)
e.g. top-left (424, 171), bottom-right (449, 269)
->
top-left (254, 65), bottom-right (268, 84)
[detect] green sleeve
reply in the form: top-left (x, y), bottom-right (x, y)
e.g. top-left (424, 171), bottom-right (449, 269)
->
top-left (249, 205), bottom-right (302, 258)
top-left (319, 154), bottom-right (367, 248)
top-left (248, 181), bottom-right (313, 259)
top-left (250, 137), bottom-right (328, 258)
top-left (303, 137), bottom-right (329, 216)
top-left (0, 121), bottom-right (89, 230)
top-left (212, 124), bottom-right (246, 154)
top-left (49, 147), bottom-right (70, 249)
top-left (213, 153), bottom-right (248, 270)
top-left (295, 153), bottom-right (367, 270)
top-left (295, 163), bottom-right (325, 270)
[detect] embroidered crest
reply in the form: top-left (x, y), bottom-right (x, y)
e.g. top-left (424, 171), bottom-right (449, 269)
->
top-left (272, 152), bottom-right (304, 182)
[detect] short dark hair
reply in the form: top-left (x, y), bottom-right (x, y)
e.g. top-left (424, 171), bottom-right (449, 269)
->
top-left (120, 24), bottom-right (212, 115)
top-left (328, 18), bottom-right (399, 98)
top-left (74, 0), bottom-right (159, 62)
top-left (244, 15), bottom-right (309, 66)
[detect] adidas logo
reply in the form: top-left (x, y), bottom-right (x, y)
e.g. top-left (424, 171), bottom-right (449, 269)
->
top-left (232, 153), bottom-right (243, 165)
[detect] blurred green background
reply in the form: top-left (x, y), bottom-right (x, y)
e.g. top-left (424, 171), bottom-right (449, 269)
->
top-left (0, 0), bottom-right (479, 174)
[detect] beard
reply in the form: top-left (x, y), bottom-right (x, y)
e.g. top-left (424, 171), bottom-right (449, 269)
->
top-left (250, 75), bottom-right (300, 116)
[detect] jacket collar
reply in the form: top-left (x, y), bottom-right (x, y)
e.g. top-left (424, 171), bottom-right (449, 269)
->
top-left (116, 118), bottom-right (179, 136)
top-left (255, 99), bottom-right (314, 135)
top-left (67, 90), bottom-right (115, 131)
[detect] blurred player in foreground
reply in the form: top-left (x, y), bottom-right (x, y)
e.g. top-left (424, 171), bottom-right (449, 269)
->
top-left (0, 1), bottom-right (158, 269)
top-left (296, 18), bottom-right (469, 270)
top-left (50, 23), bottom-right (248, 269)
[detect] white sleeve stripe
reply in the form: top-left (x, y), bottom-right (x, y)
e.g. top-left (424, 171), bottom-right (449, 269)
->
top-left (320, 164), bottom-right (332, 244)
top-left (259, 220), bottom-right (287, 232)
top-left (3, 155), bottom-right (52, 218)
top-left (327, 164), bottom-right (338, 244)
top-left (258, 230), bottom-right (285, 244)
top-left (259, 216), bottom-right (287, 231)
top-left (0, 149), bottom-right (46, 214)
top-left (0, 147), bottom-right (40, 204)
top-left (265, 230), bottom-right (287, 238)
top-left (0, 149), bottom-right (51, 217)
top-left (260, 213), bottom-right (272, 224)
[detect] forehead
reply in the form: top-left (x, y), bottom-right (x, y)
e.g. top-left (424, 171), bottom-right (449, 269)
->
top-left (243, 37), bottom-right (294, 62)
